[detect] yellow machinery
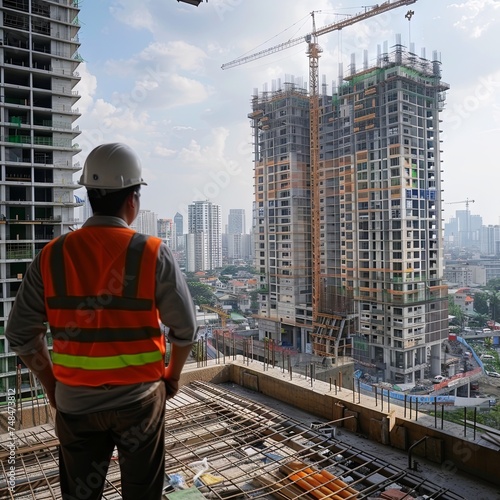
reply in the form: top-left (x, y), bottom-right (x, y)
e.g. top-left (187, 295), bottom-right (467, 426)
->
top-left (200, 304), bottom-right (230, 328)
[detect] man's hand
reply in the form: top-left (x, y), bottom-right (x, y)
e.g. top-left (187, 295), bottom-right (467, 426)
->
top-left (45, 384), bottom-right (57, 408)
top-left (163, 373), bottom-right (179, 399)
top-left (18, 344), bottom-right (57, 409)
top-left (162, 343), bottom-right (193, 399)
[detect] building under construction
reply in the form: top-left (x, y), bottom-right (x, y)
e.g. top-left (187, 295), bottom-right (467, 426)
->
top-left (250, 41), bottom-right (449, 384)
top-left (0, 0), bottom-right (82, 401)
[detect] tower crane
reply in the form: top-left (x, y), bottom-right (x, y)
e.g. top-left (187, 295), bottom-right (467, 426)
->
top-left (446, 199), bottom-right (475, 247)
top-left (446, 198), bottom-right (475, 211)
top-left (223, 1), bottom-right (417, 355)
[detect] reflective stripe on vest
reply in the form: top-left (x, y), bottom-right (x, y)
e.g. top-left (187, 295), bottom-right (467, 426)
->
top-left (52, 350), bottom-right (163, 370)
top-left (41, 227), bottom-right (164, 387)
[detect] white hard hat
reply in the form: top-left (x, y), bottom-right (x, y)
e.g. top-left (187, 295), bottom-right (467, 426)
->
top-left (78, 143), bottom-right (147, 190)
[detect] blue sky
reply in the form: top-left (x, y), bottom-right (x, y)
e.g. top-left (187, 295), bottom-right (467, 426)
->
top-left (74, 0), bottom-right (500, 227)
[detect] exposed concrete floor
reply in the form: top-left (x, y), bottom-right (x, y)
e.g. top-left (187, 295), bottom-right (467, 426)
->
top-left (3, 378), bottom-right (493, 499)
top-left (2, 355), bottom-right (500, 499)
top-left (220, 382), bottom-right (500, 500)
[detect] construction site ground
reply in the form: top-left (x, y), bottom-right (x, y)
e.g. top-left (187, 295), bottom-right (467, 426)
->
top-left (221, 382), bottom-right (500, 500)
top-left (478, 374), bottom-right (500, 399)
top-left (1, 359), bottom-right (500, 499)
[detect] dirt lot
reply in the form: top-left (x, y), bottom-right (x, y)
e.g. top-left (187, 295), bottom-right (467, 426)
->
top-left (478, 375), bottom-right (500, 399)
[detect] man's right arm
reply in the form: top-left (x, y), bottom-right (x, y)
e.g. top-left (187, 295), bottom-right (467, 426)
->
top-left (17, 344), bottom-right (56, 408)
top-left (5, 255), bottom-right (55, 406)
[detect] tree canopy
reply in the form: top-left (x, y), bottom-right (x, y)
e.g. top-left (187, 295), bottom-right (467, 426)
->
top-left (219, 265), bottom-right (257, 276)
top-left (474, 289), bottom-right (500, 323)
top-left (473, 292), bottom-right (490, 316)
top-left (186, 280), bottom-right (216, 307)
top-left (487, 278), bottom-right (500, 291)
top-left (448, 300), bottom-right (464, 326)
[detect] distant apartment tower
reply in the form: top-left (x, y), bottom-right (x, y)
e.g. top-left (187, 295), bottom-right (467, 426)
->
top-left (81, 194), bottom-right (92, 223)
top-left (250, 43), bottom-right (449, 383)
top-left (480, 225), bottom-right (500, 256)
top-left (157, 218), bottom-right (175, 248)
top-left (444, 209), bottom-right (482, 249)
top-left (0, 0), bottom-right (82, 396)
top-left (174, 211), bottom-right (184, 251)
top-left (186, 200), bottom-right (222, 272)
top-left (131, 209), bottom-right (157, 236)
top-left (227, 208), bottom-right (248, 261)
top-left (227, 233), bottom-right (254, 262)
top-left (228, 209), bottom-right (245, 235)
top-left (174, 212), bottom-right (183, 236)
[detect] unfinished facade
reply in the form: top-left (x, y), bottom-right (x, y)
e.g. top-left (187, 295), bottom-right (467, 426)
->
top-left (0, 0), bottom-right (82, 398)
top-left (249, 81), bottom-right (313, 351)
top-left (251, 43), bottom-right (449, 383)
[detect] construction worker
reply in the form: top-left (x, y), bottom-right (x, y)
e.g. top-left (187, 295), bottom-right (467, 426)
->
top-left (5, 143), bottom-right (197, 500)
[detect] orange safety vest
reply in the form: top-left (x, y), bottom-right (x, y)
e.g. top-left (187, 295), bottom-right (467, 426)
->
top-left (39, 226), bottom-right (165, 387)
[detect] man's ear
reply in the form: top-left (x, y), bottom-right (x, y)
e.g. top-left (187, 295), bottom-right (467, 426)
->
top-left (127, 191), bottom-right (137, 207)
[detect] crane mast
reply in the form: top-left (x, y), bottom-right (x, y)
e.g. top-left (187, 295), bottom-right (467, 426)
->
top-left (305, 0), bottom-right (418, 329)
top-left (308, 11), bottom-right (321, 318)
top-left (223, 0), bottom-right (418, 356)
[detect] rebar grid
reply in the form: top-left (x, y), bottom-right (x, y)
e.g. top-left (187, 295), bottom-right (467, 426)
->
top-left (0, 382), bottom-right (466, 499)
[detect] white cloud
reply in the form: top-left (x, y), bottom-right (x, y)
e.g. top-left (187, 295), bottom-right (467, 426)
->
top-left (103, 41), bottom-right (208, 83)
top-left (153, 146), bottom-right (177, 158)
top-left (450, 0), bottom-right (500, 37)
top-left (178, 127), bottom-right (229, 164)
top-left (109, 1), bottom-right (155, 32)
top-left (173, 126), bottom-right (196, 131)
top-left (443, 68), bottom-right (500, 132)
top-left (140, 41), bottom-right (207, 73)
top-left (74, 63), bottom-right (97, 114)
top-left (98, 41), bottom-right (212, 111)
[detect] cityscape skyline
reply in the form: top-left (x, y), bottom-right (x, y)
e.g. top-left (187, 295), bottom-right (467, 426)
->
top-left (74, 1), bottom-right (500, 229)
top-left (0, 6), bottom-right (499, 496)
top-left (0, 4), bottom-right (499, 497)
top-left (79, 196), bottom-right (500, 237)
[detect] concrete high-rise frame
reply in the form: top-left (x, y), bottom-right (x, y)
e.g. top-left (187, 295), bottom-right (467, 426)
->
top-left (0, 0), bottom-right (81, 397)
top-left (250, 44), bottom-right (450, 383)
top-left (249, 81), bottom-right (313, 350)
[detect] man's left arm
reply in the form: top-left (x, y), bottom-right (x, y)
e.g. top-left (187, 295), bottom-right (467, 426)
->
top-left (156, 244), bottom-right (198, 346)
top-left (155, 245), bottom-right (197, 396)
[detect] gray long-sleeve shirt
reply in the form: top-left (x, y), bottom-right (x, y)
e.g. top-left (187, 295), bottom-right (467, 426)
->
top-left (5, 216), bottom-right (197, 413)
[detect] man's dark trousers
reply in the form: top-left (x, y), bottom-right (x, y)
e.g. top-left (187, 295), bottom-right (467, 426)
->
top-left (56, 383), bottom-right (166, 500)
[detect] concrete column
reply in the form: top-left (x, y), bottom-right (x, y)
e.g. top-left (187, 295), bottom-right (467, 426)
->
top-left (300, 328), bottom-right (308, 353)
top-left (430, 343), bottom-right (441, 376)
top-left (292, 328), bottom-right (297, 350)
